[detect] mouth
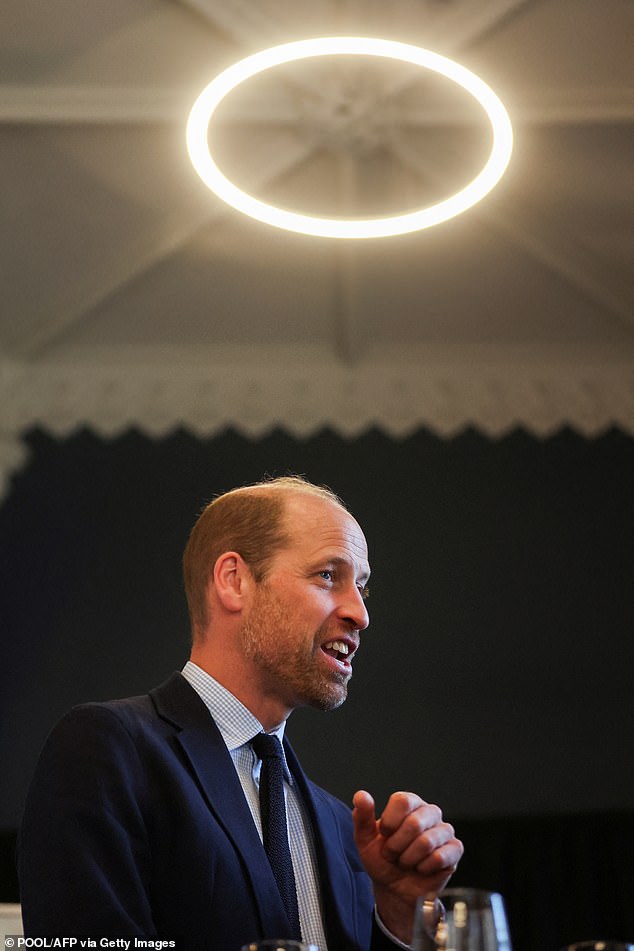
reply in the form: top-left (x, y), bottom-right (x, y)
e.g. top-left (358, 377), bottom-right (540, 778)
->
top-left (320, 637), bottom-right (358, 669)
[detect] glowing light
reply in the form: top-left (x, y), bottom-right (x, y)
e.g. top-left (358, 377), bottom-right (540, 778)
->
top-left (186, 37), bottom-right (513, 239)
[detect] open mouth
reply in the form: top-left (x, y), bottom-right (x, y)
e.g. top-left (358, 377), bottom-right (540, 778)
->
top-left (321, 639), bottom-right (355, 664)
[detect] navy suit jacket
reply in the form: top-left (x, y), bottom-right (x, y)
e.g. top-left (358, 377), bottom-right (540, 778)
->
top-left (18, 673), bottom-right (398, 951)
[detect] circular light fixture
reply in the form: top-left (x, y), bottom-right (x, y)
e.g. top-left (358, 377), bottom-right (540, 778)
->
top-left (186, 37), bottom-right (513, 239)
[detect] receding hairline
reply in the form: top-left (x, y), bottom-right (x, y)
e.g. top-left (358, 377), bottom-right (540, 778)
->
top-left (204, 477), bottom-right (359, 573)
top-left (209, 475), bottom-right (349, 513)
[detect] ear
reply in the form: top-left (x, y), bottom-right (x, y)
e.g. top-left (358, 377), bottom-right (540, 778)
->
top-left (212, 551), bottom-right (255, 614)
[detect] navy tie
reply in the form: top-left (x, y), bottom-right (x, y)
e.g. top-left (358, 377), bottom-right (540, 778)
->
top-left (251, 732), bottom-right (301, 940)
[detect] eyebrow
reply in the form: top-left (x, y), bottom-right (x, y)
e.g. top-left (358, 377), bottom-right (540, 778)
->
top-left (316, 555), bottom-right (371, 586)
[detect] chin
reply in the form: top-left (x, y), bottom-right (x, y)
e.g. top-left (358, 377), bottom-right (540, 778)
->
top-left (308, 684), bottom-right (348, 712)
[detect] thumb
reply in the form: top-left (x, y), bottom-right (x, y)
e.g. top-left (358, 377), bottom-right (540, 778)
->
top-left (352, 789), bottom-right (379, 850)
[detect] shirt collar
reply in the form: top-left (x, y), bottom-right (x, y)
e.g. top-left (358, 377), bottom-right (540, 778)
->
top-left (181, 661), bottom-right (291, 779)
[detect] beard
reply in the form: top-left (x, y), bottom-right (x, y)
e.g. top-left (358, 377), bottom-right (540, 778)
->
top-left (239, 581), bottom-right (350, 715)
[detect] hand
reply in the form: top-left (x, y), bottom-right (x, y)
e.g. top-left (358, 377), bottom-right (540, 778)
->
top-left (352, 789), bottom-right (463, 944)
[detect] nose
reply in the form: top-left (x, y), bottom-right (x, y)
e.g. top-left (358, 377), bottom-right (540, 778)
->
top-left (337, 583), bottom-right (370, 631)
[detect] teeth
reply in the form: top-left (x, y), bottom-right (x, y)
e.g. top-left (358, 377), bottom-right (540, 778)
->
top-left (325, 640), bottom-right (349, 656)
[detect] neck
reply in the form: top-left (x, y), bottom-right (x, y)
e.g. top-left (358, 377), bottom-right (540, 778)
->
top-left (188, 646), bottom-right (293, 730)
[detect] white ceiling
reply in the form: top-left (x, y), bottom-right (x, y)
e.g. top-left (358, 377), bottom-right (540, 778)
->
top-left (1, 0), bottom-right (633, 484)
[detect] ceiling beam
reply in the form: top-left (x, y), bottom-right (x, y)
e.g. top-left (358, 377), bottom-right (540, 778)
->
top-left (382, 84), bottom-right (634, 127)
top-left (0, 84), bottom-right (299, 124)
top-left (177, 0), bottom-right (299, 50)
top-left (332, 154), bottom-right (361, 365)
top-left (477, 205), bottom-right (634, 331)
top-left (175, 0), bottom-right (332, 106)
top-left (333, 243), bottom-right (360, 366)
top-left (0, 85), bottom-right (188, 124)
top-left (9, 205), bottom-right (218, 358)
top-left (1, 84), bottom-right (631, 125)
top-left (416, 0), bottom-right (535, 53)
top-left (391, 135), bottom-right (634, 331)
top-left (366, 0), bottom-right (533, 110)
top-left (11, 138), bottom-right (317, 360)
top-left (502, 86), bottom-right (634, 126)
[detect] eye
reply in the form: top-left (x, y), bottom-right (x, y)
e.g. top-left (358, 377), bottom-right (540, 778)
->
top-left (358, 584), bottom-right (370, 600)
top-left (318, 569), bottom-right (334, 582)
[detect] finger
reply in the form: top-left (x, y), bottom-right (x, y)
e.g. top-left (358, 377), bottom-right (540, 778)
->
top-left (384, 821), bottom-right (456, 867)
top-left (378, 791), bottom-right (429, 837)
top-left (380, 802), bottom-right (443, 858)
top-left (415, 838), bottom-right (464, 876)
top-left (352, 789), bottom-right (378, 849)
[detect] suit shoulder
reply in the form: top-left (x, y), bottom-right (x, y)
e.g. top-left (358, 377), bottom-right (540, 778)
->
top-left (53, 691), bottom-right (155, 740)
top-left (75, 691), bottom-right (155, 727)
top-left (33, 692), bottom-right (164, 778)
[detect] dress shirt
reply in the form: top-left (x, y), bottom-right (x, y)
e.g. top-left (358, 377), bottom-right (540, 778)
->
top-left (181, 662), bottom-right (327, 950)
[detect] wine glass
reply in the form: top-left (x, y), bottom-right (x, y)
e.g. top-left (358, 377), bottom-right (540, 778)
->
top-left (413, 888), bottom-right (513, 951)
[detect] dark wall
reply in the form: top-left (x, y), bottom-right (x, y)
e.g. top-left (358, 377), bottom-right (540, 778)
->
top-left (1, 425), bottom-right (633, 946)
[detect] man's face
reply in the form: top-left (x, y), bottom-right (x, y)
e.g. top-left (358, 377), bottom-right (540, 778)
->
top-left (239, 494), bottom-right (371, 718)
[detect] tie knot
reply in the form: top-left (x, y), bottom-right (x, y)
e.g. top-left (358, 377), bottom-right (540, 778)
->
top-left (251, 732), bottom-right (283, 761)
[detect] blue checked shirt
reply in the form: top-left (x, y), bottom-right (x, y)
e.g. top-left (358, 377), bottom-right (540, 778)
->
top-left (182, 661), bottom-right (328, 950)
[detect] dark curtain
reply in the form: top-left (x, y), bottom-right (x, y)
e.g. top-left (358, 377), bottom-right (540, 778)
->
top-left (1, 425), bottom-right (632, 950)
top-left (450, 811), bottom-right (634, 949)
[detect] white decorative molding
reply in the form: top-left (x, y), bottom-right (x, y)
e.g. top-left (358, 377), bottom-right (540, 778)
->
top-left (1, 348), bottom-right (633, 498)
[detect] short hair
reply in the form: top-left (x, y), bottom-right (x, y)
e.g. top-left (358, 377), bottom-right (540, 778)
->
top-left (183, 475), bottom-right (345, 636)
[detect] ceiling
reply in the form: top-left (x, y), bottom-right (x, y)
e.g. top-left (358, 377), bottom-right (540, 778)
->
top-left (1, 0), bottom-right (633, 490)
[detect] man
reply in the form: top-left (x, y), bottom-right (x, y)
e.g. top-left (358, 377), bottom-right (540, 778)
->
top-left (19, 476), bottom-right (463, 949)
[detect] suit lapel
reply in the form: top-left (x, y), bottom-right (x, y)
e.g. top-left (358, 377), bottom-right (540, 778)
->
top-left (284, 738), bottom-right (365, 950)
top-left (149, 673), bottom-right (292, 939)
